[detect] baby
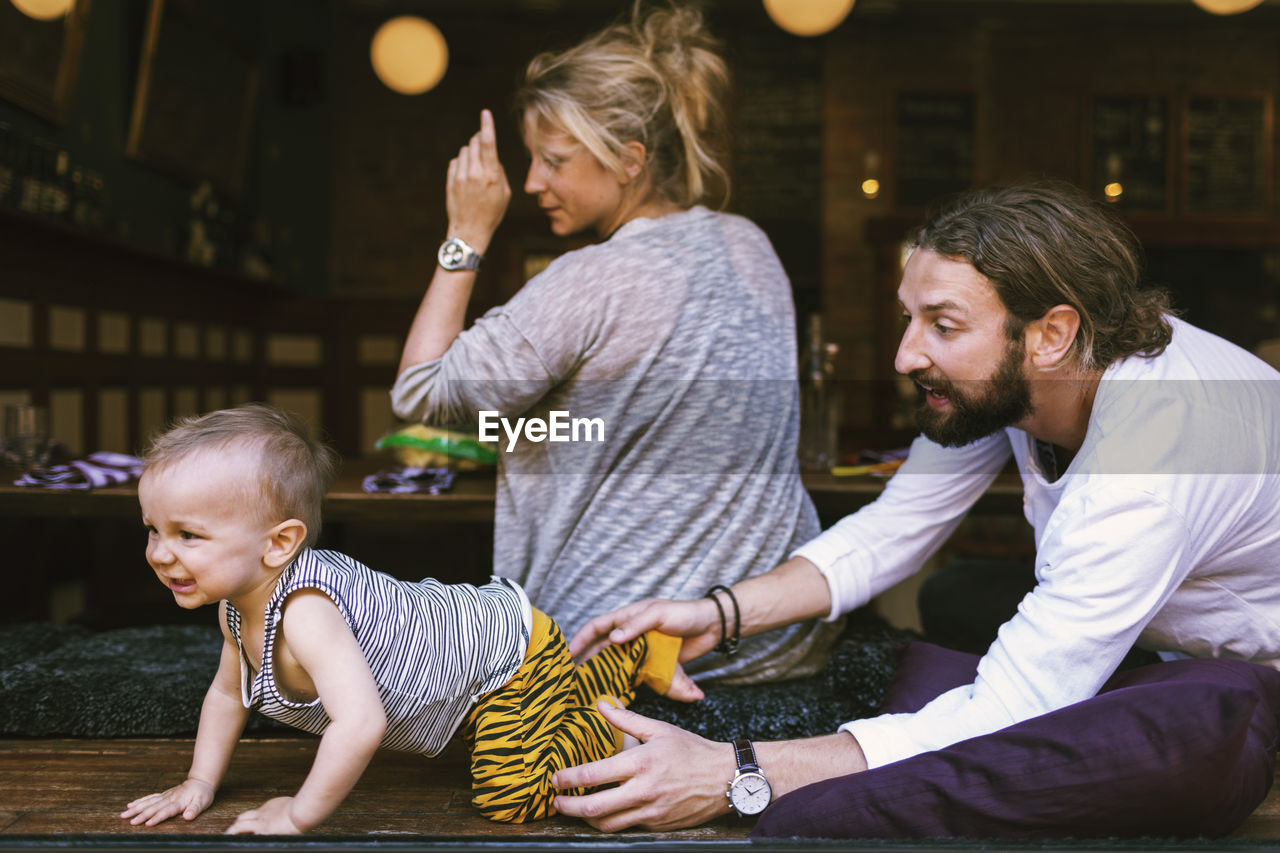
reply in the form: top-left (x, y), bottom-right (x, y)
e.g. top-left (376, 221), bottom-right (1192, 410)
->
top-left (120, 403), bottom-right (695, 834)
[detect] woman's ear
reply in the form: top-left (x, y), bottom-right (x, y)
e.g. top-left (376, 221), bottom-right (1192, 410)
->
top-left (263, 519), bottom-right (307, 568)
top-left (620, 140), bottom-right (647, 183)
top-left (1024, 304), bottom-right (1082, 370)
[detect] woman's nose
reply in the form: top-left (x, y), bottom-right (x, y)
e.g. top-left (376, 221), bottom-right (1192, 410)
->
top-left (524, 162), bottom-right (545, 195)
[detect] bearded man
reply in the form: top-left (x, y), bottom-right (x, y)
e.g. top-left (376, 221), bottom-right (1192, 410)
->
top-left (549, 182), bottom-right (1280, 838)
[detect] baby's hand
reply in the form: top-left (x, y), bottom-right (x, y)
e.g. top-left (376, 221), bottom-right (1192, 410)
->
top-left (226, 796), bottom-right (304, 835)
top-left (665, 662), bottom-right (703, 703)
top-left (121, 778), bottom-right (215, 826)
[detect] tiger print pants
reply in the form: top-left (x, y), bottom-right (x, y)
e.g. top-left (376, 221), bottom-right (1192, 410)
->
top-left (461, 608), bottom-right (681, 823)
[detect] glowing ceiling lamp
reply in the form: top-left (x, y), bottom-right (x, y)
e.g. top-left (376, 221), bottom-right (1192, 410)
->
top-left (10, 0), bottom-right (74, 20)
top-left (1191, 0), bottom-right (1264, 13)
top-left (763, 0), bottom-right (856, 36)
top-left (370, 15), bottom-right (448, 95)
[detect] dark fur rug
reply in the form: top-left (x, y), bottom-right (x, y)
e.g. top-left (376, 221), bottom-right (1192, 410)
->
top-left (0, 613), bottom-right (910, 740)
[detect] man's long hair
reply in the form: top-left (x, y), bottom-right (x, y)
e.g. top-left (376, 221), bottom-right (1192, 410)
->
top-left (912, 181), bottom-right (1173, 371)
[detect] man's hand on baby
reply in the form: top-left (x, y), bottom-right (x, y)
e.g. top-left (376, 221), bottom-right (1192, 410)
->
top-left (120, 777), bottom-right (215, 826)
top-left (570, 598), bottom-right (720, 666)
top-left (225, 796), bottom-right (304, 834)
top-left (554, 701), bottom-right (732, 832)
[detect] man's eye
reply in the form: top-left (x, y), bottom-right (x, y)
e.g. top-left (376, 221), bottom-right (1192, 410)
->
top-left (935, 323), bottom-right (955, 336)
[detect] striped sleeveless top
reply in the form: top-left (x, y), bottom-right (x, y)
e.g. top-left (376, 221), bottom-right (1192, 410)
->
top-left (225, 548), bottom-right (531, 757)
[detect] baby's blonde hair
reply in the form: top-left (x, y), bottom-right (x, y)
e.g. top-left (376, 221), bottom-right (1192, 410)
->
top-left (515, 1), bottom-right (731, 209)
top-left (142, 403), bottom-right (337, 547)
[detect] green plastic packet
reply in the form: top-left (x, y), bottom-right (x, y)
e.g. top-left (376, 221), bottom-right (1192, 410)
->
top-left (375, 428), bottom-right (498, 464)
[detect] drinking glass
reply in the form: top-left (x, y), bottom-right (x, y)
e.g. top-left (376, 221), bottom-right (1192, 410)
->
top-left (3, 403), bottom-right (52, 470)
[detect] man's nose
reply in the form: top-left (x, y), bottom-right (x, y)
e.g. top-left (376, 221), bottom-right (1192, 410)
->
top-left (894, 322), bottom-right (930, 376)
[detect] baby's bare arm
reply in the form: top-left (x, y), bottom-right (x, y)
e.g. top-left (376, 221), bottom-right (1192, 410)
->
top-left (227, 591), bottom-right (387, 834)
top-left (122, 616), bottom-right (248, 826)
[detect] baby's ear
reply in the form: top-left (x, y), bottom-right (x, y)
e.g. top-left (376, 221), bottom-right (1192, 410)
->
top-left (264, 519), bottom-right (307, 568)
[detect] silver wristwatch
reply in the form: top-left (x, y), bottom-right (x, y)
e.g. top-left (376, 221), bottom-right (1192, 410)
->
top-left (438, 236), bottom-right (483, 271)
top-left (726, 737), bottom-right (772, 816)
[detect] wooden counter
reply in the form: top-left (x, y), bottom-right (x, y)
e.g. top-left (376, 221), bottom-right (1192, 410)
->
top-left (0, 460), bottom-right (1027, 624)
top-left (0, 462), bottom-right (1025, 524)
top-left (0, 461), bottom-right (492, 524)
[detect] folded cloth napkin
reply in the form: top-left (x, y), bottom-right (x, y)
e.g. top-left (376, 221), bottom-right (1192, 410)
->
top-left (362, 466), bottom-right (455, 495)
top-left (14, 452), bottom-right (144, 489)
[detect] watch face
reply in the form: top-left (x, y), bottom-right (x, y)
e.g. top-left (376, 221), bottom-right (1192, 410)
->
top-left (729, 771), bottom-right (771, 815)
top-left (439, 239), bottom-right (466, 269)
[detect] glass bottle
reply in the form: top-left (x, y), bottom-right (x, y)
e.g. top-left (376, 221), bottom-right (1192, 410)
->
top-left (798, 313), bottom-right (839, 471)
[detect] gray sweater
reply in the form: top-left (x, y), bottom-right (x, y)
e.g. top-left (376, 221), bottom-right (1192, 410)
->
top-left (392, 206), bottom-right (840, 682)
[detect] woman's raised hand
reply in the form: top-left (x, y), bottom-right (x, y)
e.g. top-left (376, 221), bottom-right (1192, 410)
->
top-left (568, 597), bottom-right (721, 668)
top-left (445, 109), bottom-right (511, 248)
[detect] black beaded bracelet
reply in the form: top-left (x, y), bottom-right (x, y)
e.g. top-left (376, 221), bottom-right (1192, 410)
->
top-left (706, 589), bottom-right (728, 655)
top-left (707, 584), bottom-right (740, 655)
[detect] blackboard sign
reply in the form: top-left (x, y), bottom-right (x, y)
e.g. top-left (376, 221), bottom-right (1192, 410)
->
top-left (126, 0), bottom-right (260, 199)
top-left (729, 30), bottom-right (822, 308)
top-left (893, 93), bottom-right (974, 209)
top-left (731, 32), bottom-right (822, 226)
top-left (1090, 96), bottom-right (1169, 212)
top-left (1183, 95), bottom-right (1270, 216)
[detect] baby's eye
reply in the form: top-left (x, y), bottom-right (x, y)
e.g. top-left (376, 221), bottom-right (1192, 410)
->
top-left (143, 524), bottom-right (157, 536)
top-left (179, 530), bottom-right (199, 541)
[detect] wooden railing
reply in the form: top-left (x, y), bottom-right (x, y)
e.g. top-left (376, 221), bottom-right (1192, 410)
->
top-left (0, 208), bottom-right (418, 459)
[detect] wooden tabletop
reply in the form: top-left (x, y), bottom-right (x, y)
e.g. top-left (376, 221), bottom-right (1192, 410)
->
top-left (0, 461), bottom-right (1024, 524)
top-left (0, 460), bottom-right (498, 524)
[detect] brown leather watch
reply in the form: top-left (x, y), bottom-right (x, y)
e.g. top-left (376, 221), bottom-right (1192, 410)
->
top-left (726, 737), bottom-right (772, 816)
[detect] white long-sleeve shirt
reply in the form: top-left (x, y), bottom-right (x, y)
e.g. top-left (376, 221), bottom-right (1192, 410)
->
top-left (795, 317), bottom-right (1280, 768)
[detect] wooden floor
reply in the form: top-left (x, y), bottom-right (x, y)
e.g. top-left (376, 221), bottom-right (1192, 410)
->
top-left (2, 737), bottom-right (1280, 849)
top-left (0, 736), bottom-right (750, 843)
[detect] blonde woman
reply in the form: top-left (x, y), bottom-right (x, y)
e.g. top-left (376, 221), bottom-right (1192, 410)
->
top-left (393, 2), bottom-right (840, 685)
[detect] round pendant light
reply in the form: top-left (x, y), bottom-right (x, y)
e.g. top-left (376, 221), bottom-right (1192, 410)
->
top-left (763, 0), bottom-right (856, 36)
top-left (370, 15), bottom-right (448, 95)
top-left (10, 0), bottom-right (74, 20)
top-left (1191, 0), bottom-right (1264, 13)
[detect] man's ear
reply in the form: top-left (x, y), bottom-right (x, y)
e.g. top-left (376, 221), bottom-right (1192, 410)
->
top-left (263, 519), bottom-right (307, 568)
top-left (1024, 304), bottom-right (1081, 370)
top-left (619, 140), bottom-right (647, 183)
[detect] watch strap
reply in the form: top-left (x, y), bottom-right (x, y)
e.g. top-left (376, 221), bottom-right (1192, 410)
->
top-left (733, 737), bottom-right (759, 772)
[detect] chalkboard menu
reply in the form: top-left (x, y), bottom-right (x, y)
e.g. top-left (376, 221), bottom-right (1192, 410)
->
top-left (893, 93), bottom-right (974, 209)
top-left (730, 30), bottom-right (822, 308)
top-left (1183, 95), bottom-right (1270, 216)
top-left (1090, 96), bottom-right (1169, 212)
top-left (731, 32), bottom-right (822, 227)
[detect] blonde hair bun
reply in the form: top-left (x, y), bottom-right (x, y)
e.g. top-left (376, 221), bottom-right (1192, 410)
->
top-left (516, 1), bottom-right (731, 209)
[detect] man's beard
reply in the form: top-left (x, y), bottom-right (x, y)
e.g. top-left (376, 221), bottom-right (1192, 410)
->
top-left (912, 341), bottom-right (1033, 448)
